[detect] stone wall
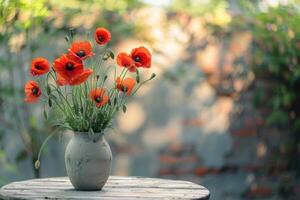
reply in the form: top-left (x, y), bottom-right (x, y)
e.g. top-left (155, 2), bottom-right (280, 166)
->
top-left (109, 7), bottom-right (299, 199)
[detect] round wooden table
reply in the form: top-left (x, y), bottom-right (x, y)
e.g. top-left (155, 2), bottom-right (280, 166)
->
top-left (0, 176), bottom-right (210, 199)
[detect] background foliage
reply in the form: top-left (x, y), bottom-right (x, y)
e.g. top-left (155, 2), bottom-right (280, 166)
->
top-left (250, 4), bottom-right (300, 174)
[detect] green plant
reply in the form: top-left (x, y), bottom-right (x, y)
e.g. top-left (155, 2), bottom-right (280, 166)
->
top-left (0, 0), bottom-right (142, 179)
top-left (25, 29), bottom-right (155, 169)
top-left (250, 5), bottom-right (300, 172)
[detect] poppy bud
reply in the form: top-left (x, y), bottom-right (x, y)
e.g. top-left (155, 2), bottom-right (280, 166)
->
top-left (35, 160), bottom-right (40, 170)
top-left (104, 75), bottom-right (108, 82)
top-left (149, 73), bottom-right (156, 80)
top-left (69, 28), bottom-right (75, 39)
top-left (65, 36), bottom-right (69, 42)
top-left (122, 105), bottom-right (127, 113)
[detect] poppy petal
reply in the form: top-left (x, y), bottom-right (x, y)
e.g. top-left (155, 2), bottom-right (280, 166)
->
top-left (68, 41), bottom-right (94, 60)
top-left (117, 53), bottom-right (134, 67)
top-left (56, 74), bottom-right (69, 86)
top-left (89, 88), bottom-right (109, 107)
top-left (96, 95), bottom-right (109, 107)
top-left (70, 68), bottom-right (93, 85)
top-left (116, 77), bottom-right (136, 96)
top-left (24, 96), bottom-right (39, 103)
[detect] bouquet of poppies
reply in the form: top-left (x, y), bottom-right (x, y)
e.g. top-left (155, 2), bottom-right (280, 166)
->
top-left (24, 28), bottom-right (154, 168)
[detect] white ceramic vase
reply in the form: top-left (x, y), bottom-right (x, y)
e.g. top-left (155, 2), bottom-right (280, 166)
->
top-left (65, 132), bottom-right (112, 191)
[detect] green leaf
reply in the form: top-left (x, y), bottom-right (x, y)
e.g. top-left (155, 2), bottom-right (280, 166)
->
top-left (293, 118), bottom-right (300, 132)
top-left (110, 50), bottom-right (115, 59)
top-left (46, 85), bottom-right (51, 95)
top-left (16, 150), bottom-right (28, 162)
top-left (113, 98), bottom-right (117, 105)
top-left (122, 105), bottom-right (127, 113)
top-left (4, 163), bottom-right (17, 173)
top-left (43, 109), bottom-right (48, 120)
top-left (49, 94), bottom-right (57, 100)
top-left (266, 109), bottom-right (289, 126)
top-left (48, 99), bottom-right (52, 107)
top-left (30, 116), bottom-right (37, 127)
top-left (0, 150), bottom-right (5, 160)
top-left (253, 87), bottom-right (264, 106)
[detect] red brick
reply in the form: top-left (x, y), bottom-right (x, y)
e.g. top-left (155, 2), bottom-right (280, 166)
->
top-left (246, 185), bottom-right (272, 198)
top-left (241, 164), bottom-right (262, 172)
top-left (174, 168), bottom-right (191, 175)
top-left (167, 143), bottom-right (183, 153)
top-left (195, 167), bottom-right (211, 176)
top-left (244, 117), bottom-right (265, 127)
top-left (232, 128), bottom-right (257, 137)
top-left (160, 155), bottom-right (178, 164)
top-left (160, 155), bottom-right (198, 164)
top-left (158, 168), bottom-right (174, 176)
top-left (181, 118), bottom-right (205, 127)
top-left (182, 155), bottom-right (198, 163)
top-left (115, 146), bottom-right (140, 154)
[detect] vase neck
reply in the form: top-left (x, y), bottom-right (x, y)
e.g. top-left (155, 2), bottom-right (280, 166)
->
top-left (74, 131), bottom-right (104, 142)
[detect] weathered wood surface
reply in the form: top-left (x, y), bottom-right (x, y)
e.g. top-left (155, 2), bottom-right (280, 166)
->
top-left (0, 176), bottom-right (210, 200)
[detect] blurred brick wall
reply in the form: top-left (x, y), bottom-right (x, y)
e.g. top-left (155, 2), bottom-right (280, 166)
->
top-left (109, 7), bottom-right (300, 200)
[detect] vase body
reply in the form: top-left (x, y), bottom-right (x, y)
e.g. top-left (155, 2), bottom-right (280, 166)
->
top-left (65, 132), bottom-right (112, 191)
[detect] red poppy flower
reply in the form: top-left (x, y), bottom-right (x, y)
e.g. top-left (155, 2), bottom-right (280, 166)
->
top-left (94, 27), bottom-right (111, 45)
top-left (68, 41), bottom-right (94, 60)
top-left (130, 47), bottom-right (151, 68)
top-left (90, 88), bottom-right (109, 107)
top-left (24, 81), bottom-right (41, 103)
top-left (30, 57), bottom-right (50, 76)
top-left (53, 54), bottom-right (93, 86)
top-left (116, 53), bottom-right (136, 72)
top-left (56, 73), bottom-right (69, 86)
top-left (116, 77), bottom-right (136, 96)
top-left (69, 68), bottom-right (93, 85)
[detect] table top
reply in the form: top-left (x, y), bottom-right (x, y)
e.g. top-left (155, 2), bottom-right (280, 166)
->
top-left (0, 176), bottom-right (210, 200)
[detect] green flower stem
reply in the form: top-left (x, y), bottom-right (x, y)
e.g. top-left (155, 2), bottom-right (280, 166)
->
top-left (130, 78), bottom-right (154, 97)
top-left (47, 72), bottom-right (75, 118)
top-left (40, 39), bottom-right (154, 133)
top-left (35, 130), bottom-right (59, 170)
